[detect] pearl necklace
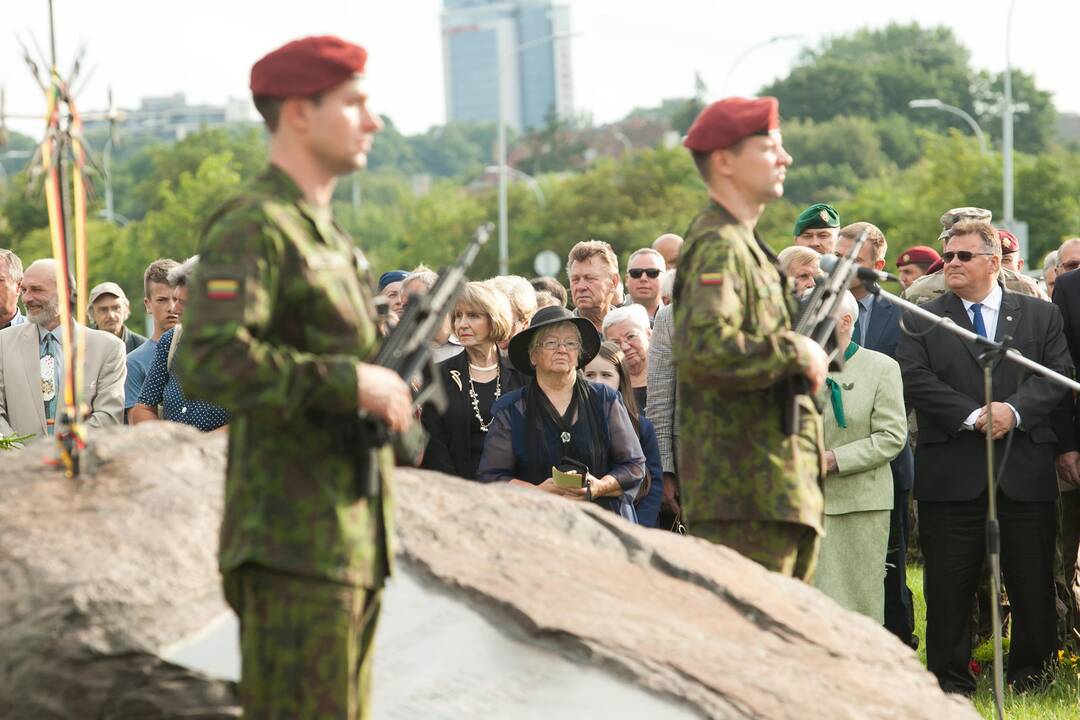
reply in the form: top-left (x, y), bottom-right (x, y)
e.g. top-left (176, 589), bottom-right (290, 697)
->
top-left (469, 361), bottom-right (499, 372)
top-left (469, 373), bottom-right (502, 432)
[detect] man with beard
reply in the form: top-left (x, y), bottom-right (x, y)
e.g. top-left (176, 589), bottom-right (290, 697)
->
top-left (0, 259), bottom-right (125, 441)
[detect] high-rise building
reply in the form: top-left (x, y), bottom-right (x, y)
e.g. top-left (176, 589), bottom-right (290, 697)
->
top-left (441, 0), bottom-right (573, 133)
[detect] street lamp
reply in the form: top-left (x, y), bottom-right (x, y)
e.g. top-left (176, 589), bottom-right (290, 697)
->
top-left (722, 34), bottom-right (803, 96)
top-left (497, 31), bottom-right (576, 275)
top-left (1003, 0), bottom-right (1017, 224)
top-left (485, 165), bottom-right (545, 206)
top-left (908, 98), bottom-right (989, 154)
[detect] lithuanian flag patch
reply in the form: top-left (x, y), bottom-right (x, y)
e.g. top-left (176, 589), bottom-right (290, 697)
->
top-left (206, 278), bottom-right (240, 300)
top-left (698, 273), bottom-right (725, 286)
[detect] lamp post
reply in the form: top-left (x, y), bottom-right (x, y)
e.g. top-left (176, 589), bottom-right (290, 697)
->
top-left (722, 34), bottom-right (803, 96)
top-left (497, 31), bottom-right (575, 275)
top-left (485, 165), bottom-right (545, 206)
top-left (908, 98), bottom-right (989, 154)
top-left (1003, 0), bottom-right (1017, 224)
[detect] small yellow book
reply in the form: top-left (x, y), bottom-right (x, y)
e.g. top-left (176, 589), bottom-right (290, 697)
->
top-left (552, 466), bottom-right (583, 489)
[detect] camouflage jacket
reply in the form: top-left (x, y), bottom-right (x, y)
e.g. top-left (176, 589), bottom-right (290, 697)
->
top-left (672, 200), bottom-right (825, 533)
top-left (174, 165), bottom-right (393, 588)
top-left (902, 266), bottom-right (1048, 306)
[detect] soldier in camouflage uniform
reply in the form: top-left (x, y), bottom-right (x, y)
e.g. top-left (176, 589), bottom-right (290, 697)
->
top-left (672, 97), bottom-right (829, 580)
top-left (903, 207), bottom-right (1048, 306)
top-left (174, 36), bottom-right (414, 719)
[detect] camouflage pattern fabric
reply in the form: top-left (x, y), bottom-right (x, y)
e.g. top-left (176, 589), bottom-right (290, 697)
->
top-left (224, 566), bottom-right (381, 719)
top-left (693, 519), bottom-right (820, 581)
top-left (903, 266), bottom-right (1048, 306)
top-left (176, 165), bottom-right (393, 589)
top-left (672, 199), bottom-right (825, 569)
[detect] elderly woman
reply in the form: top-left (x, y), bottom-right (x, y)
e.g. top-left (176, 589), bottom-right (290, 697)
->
top-left (778, 245), bottom-right (821, 297)
top-left (490, 275), bottom-right (538, 347)
top-left (422, 281), bottom-right (523, 479)
top-left (585, 341), bottom-right (664, 527)
top-left (130, 256), bottom-right (229, 432)
top-left (601, 304), bottom-right (651, 410)
top-left (814, 291), bottom-right (906, 622)
top-left (477, 306), bottom-right (645, 520)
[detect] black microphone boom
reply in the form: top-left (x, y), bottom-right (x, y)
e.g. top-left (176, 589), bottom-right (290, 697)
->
top-left (818, 254), bottom-right (902, 284)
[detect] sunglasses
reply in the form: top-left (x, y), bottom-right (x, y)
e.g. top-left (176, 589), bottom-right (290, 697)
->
top-left (628, 268), bottom-right (661, 279)
top-left (942, 251), bottom-right (994, 263)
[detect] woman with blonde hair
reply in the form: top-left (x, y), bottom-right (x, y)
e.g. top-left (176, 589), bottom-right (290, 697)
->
top-left (422, 281), bottom-right (524, 479)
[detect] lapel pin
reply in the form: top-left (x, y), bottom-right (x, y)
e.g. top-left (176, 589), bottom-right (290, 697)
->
top-left (1006, 316), bottom-right (1012, 321)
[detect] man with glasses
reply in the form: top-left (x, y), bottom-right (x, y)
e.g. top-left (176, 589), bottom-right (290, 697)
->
top-left (904, 207), bottom-right (1046, 306)
top-left (625, 248), bottom-right (666, 325)
top-left (898, 220), bottom-right (1071, 695)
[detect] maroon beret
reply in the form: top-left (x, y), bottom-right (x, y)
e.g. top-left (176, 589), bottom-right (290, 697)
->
top-left (251, 35), bottom-right (367, 99)
top-left (896, 246), bottom-right (941, 268)
top-left (998, 229), bottom-right (1019, 253)
top-left (683, 97), bottom-right (780, 153)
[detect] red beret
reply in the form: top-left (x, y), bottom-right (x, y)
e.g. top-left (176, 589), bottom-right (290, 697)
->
top-left (683, 97), bottom-right (780, 153)
top-left (998, 229), bottom-right (1019, 253)
top-left (896, 246), bottom-right (941, 268)
top-left (251, 35), bottom-right (367, 99)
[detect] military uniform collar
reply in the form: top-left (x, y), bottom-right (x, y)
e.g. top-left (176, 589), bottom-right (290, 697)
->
top-left (261, 163), bottom-right (336, 236)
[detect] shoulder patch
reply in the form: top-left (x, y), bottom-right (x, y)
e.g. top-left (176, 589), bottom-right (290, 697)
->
top-left (699, 273), bottom-right (725, 286)
top-left (206, 278), bottom-right (240, 300)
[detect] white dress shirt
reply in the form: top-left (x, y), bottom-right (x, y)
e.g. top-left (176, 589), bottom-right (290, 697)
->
top-left (959, 284), bottom-right (1021, 430)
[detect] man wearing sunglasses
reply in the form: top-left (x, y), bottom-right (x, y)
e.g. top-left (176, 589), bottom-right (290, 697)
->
top-left (625, 248), bottom-right (667, 325)
top-left (898, 220), bottom-right (1072, 695)
top-left (903, 207), bottom-right (1047, 306)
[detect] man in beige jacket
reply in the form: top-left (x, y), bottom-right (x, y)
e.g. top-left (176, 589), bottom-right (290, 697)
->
top-left (0, 259), bottom-right (125, 441)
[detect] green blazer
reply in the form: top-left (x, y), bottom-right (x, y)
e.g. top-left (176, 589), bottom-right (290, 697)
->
top-left (819, 347), bottom-right (907, 515)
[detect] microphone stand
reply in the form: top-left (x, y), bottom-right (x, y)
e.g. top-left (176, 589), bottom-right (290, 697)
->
top-left (871, 282), bottom-right (1080, 720)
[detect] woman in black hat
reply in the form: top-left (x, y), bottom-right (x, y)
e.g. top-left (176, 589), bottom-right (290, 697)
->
top-left (476, 306), bottom-right (645, 520)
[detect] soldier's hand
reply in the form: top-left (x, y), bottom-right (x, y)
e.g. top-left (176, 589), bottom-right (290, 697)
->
top-left (800, 337), bottom-right (829, 395)
top-left (356, 363), bottom-right (414, 434)
top-left (1056, 451), bottom-right (1080, 489)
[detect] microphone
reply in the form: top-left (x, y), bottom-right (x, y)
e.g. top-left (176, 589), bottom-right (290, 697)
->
top-left (819, 254), bottom-right (901, 284)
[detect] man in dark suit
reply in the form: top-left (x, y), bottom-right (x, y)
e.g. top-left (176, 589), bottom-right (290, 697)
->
top-left (837, 222), bottom-right (917, 648)
top-left (1048, 237), bottom-right (1080, 644)
top-left (897, 220), bottom-right (1073, 695)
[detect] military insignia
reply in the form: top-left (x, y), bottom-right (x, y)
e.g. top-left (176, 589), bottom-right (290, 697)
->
top-left (842, 382), bottom-right (855, 390)
top-left (902, 254), bottom-right (910, 263)
top-left (206, 278), bottom-right (240, 300)
top-left (819, 209), bottom-right (829, 223)
top-left (449, 369), bottom-right (463, 392)
top-left (699, 273), bottom-right (724, 286)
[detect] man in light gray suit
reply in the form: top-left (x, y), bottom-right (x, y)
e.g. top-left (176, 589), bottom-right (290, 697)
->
top-left (646, 300), bottom-right (681, 530)
top-left (0, 259), bottom-right (125, 441)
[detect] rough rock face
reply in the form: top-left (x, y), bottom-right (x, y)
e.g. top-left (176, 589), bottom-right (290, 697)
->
top-left (0, 424), bottom-right (979, 719)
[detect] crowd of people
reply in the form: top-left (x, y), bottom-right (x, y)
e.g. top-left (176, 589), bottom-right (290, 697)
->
top-left (3, 34), bottom-right (1080, 712)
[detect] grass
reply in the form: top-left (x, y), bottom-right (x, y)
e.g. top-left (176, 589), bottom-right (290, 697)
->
top-left (907, 564), bottom-right (1080, 718)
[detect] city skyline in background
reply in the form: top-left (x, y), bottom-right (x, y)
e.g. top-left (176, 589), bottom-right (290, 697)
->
top-left (2, 0), bottom-right (1078, 140)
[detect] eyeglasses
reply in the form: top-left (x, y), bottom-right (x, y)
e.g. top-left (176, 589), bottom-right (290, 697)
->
top-left (628, 268), bottom-right (661, 279)
top-left (612, 331), bottom-right (643, 347)
top-left (942, 251), bottom-right (994, 263)
top-left (540, 339), bottom-right (582, 352)
top-left (1060, 260), bottom-right (1080, 272)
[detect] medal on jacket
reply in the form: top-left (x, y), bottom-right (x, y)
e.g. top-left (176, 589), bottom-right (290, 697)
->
top-left (40, 355), bottom-right (56, 401)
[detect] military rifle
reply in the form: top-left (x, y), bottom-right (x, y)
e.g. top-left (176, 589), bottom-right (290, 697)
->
top-left (367, 222), bottom-right (493, 460)
top-left (781, 228), bottom-right (868, 435)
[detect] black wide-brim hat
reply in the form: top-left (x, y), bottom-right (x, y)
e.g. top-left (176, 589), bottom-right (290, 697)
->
top-left (507, 305), bottom-right (601, 376)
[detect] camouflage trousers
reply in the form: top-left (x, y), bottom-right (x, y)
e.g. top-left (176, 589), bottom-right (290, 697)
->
top-left (223, 565), bottom-right (382, 720)
top-left (693, 519), bottom-right (821, 582)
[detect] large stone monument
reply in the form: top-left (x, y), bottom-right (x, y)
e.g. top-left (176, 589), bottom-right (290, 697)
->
top-left (0, 424), bottom-right (978, 719)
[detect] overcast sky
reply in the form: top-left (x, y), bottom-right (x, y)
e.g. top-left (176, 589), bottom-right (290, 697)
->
top-left (2, 0), bottom-right (1077, 138)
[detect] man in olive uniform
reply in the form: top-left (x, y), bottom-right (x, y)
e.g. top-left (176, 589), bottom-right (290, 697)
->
top-left (174, 36), bottom-right (414, 718)
top-left (672, 97), bottom-right (829, 580)
top-left (793, 202), bottom-right (841, 255)
top-left (903, 207), bottom-right (1047, 305)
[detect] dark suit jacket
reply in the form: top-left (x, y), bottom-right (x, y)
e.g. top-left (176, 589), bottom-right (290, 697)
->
top-left (896, 286), bottom-right (1073, 502)
top-left (861, 292), bottom-right (913, 492)
top-left (421, 350), bottom-right (524, 480)
top-left (1051, 269), bottom-right (1080, 454)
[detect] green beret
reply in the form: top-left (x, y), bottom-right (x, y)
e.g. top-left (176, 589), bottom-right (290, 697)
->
top-left (793, 203), bottom-right (840, 237)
